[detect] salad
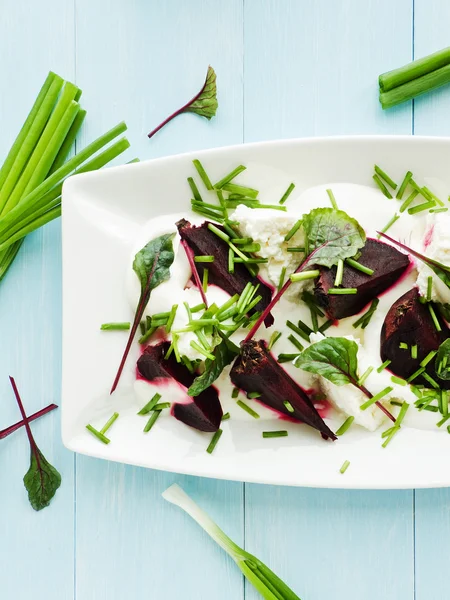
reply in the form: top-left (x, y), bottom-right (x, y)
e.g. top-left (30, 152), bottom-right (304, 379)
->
top-left (91, 161), bottom-right (450, 453)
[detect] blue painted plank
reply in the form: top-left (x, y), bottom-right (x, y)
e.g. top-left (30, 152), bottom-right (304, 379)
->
top-left (74, 1), bottom-right (244, 599)
top-left (0, 1), bottom-right (75, 599)
top-left (243, 1), bottom-right (414, 599)
top-left (412, 4), bottom-right (450, 600)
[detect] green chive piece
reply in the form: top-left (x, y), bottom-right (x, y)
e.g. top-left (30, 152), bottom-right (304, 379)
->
top-left (423, 186), bottom-right (444, 207)
top-left (232, 238), bottom-right (252, 245)
top-left (373, 174), bottom-right (393, 198)
top-left (326, 188), bottom-right (338, 209)
top-left (188, 177), bottom-right (202, 202)
top-left (441, 390), bottom-right (448, 416)
top-left (420, 350), bottom-right (437, 367)
top-left (140, 321), bottom-right (146, 335)
top-left (396, 171), bottom-right (413, 199)
top-left (268, 331), bottom-right (282, 350)
top-left (153, 402), bottom-right (170, 411)
top-left (100, 322), bottom-right (130, 331)
top-left (426, 277), bottom-right (433, 302)
top-left (222, 412), bottom-right (230, 421)
top-left (428, 304), bottom-right (442, 332)
top-left (143, 410), bottom-right (162, 433)
top-left (100, 412), bottom-right (119, 435)
top-left (328, 288), bottom-right (357, 295)
top-left (346, 258), bottom-right (374, 276)
top-left (202, 268), bottom-right (208, 292)
top-left (437, 414), bottom-right (450, 427)
top-left (290, 270), bottom-right (320, 283)
top-left (352, 298), bottom-right (379, 329)
top-left (262, 430), bottom-right (288, 438)
top-left (422, 372), bottom-right (440, 389)
top-left (417, 396), bottom-right (436, 411)
top-left (288, 334), bottom-right (304, 352)
top-left (334, 259), bottom-right (344, 287)
top-left (318, 319), bottom-right (334, 334)
top-left (216, 294), bottom-right (239, 316)
top-left (208, 223), bottom-right (230, 242)
top-left (86, 424), bottom-right (110, 444)
top-left (236, 400), bottom-right (260, 419)
top-left (430, 207), bottom-right (448, 213)
top-left (287, 320), bottom-right (311, 342)
top-left (166, 304), bottom-right (178, 333)
top-left (277, 267), bottom-right (287, 292)
top-left (193, 159), bottom-right (213, 190)
top-left (411, 386), bottom-right (423, 398)
top-left (164, 342), bottom-right (174, 360)
top-left (232, 388), bottom-right (239, 399)
top-left (358, 366), bottom-right (373, 386)
top-left (377, 213), bottom-right (399, 238)
top-left (233, 258), bottom-right (268, 264)
top-left (399, 342), bottom-right (409, 350)
top-left (277, 353), bottom-right (300, 363)
top-left (411, 345), bottom-right (418, 359)
top-left (172, 333), bottom-right (181, 363)
top-left (286, 247), bottom-right (305, 253)
top-left (407, 367), bottom-right (425, 383)
top-left (374, 165), bottom-right (397, 189)
top-left (335, 416), bottom-right (355, 436)
top-left (340, 460), bottom-right (350, 474)
top-left (238, 243), bottom-right (261, 253)
top-left (222, 183), bottom-right (258, 198)
top-left (190, 341), bottom-right (215, 360)
top-left (399, 189), bottom-right (419, 213)
top-left (391, 376), bottom-right (407, 386)
top-left (228, 248), bottom-right (234, 274)
top-left (138, 393), bottom-right (162, 415)
top-left (284, 219), bottom-right (302, 242)
top-left (206, 429), bottom-right (223, 454)
top-left (183, 301), bottom-right (193, 323)
top-left (395, 401), bottom-right (409, 427)
top-left (191, 205), bottom-right (224, 223)
top-left (279, 183), bottom-right (295, 205)
top-left (247, 392), bottom-right (262, 399)
top-left (377, 359), bottom-right (391, 373)
top-left (360, 386), bottom-right (393, 410)
top-left (194, 255), bottom-right (215, 263)
top-left (214, 165), bottom-right (247, 189)
top-left (408, 200), bottom-right (436, 215)
top-left (390, 400), bottom-right (404, 407)
top-left (382, 426), bottom-right (395, 438)
top-left (283, 400), bottom-right (294, 413)
top-left (191, 303), bottom-right (206, 314)
top-left (424, 405), bottom-right (439, 413)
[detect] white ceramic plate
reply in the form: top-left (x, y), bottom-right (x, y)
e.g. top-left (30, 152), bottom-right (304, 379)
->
top-left (62, 135), bottom-right (450, 489)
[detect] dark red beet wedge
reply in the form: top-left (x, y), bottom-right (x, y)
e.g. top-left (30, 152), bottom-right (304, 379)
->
top-left (314, 238), bottom-right (410, 319)
top-left (381, 287), bottom-right (450, 388)
top-left (230, 340), bottom-right (336, 440)
top-left (177, 219), bottom-right (274, 326)
top-left (137, 342), bottom-right (223, 431)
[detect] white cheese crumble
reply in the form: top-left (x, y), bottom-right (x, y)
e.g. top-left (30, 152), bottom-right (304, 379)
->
top-left (416, 212), bottom-right (450, 305)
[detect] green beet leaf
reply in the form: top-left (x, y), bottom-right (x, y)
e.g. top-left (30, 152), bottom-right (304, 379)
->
top-left (436, 338), bottom-right (450, 380)
top-left (188, 336), bottom-right (239, 396)
top-left (295, 337), bottom-right (359, 386)
top-left (301, 207), bottom-right (366, 269)
top-left (24, 446), bottom-right (62, 511)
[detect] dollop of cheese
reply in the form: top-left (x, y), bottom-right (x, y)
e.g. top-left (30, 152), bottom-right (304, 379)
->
top-left (416, 212), bottom-right (450, 304)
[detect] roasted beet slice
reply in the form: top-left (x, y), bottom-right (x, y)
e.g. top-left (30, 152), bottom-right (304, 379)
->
top-left (137, 342), bottom-right (223, 431)
top-left (314, 238), bottom-right (410, 319)
top-left (230, 340), bottom-right (336, 440)
top-left (177, 219), bottom-right (274, 326)
top-left (381, 287), bottom-right (450, 388)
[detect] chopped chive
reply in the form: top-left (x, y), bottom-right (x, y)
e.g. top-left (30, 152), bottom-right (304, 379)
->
top-left (340, 460), bottom-right (350, 474)
top-left (399, 342), bottom-right (408, 350)
top-left (191, 303), bottom-right (205, 314)
top-left (335, 416), bottom-right (355, 436)
top-left (377, 359), bottom-right (391, 373)
top-left (399, 189), bottom-right (419, 213)
top-left (181, 355), bottom-right (195, 373)
top-left (277, 267), bottom-right (287, 292)
top-left (214, 165), bottom-right (246, 189)
top-left (287, 320), bottom-right (310, 342)
top-left (222, 221), bottom-right (238, 238)
top-left (268, 331), bottom-right (282, 351)
top-left (441, 390), bottom-right (448, 416)
top-left (183, 301), bottom-right (193, 323)
top-left (100, 322), bottom-right (130, 331)
top-left (328, 288), bottom-right (357, 295)
top-left (216, 294), bottom-right (239, 317)
top-left (190, 340), bottom-right (215, 360)
top-left (430, 207), bottom-right (448, 213)
top-left (373, 174), bottom-right (393, 198)
top-left (284, 219), bottom-right (302, 242)
top-left (437, 414), bottom-right (450, 427)
top-left (222, 412), bottom-right (230, 421)
top-left (360, 386), bottom-right (393, 410)
top-left (290, 269), bottom-right (320, 283)
top-left (407, 366), bottom-right (425, 383)
top-left (202, 268), bottom-right (208, 292)
top-left (234, 258), bottom-right (268, 264)
top-left (408, 200), bottom-right (435, 215)
top-left (86, 424), bottom-right (110, 444)
top-left (277, 353), bottom-right (300, 363)
top-left (100, 412), bottom-right (119, 435)
top-left (138, 393), bottom-right (162, 415)
top-left (391, 376), bottom-right (407, 386)
top-left (143, 410), bottom-right (162, 433)
top-left (326, 188), bottom-right (338, 209)
top-left (153, 402), bottom-right (171, 411)
top-left (236, 282), bottom-right (253, 313)
top-left (191, 199), bottom-right (225, 213)
top-left (279, 182), bottom-right (295, 205)
top-left (358, 366), bottom-right (373, 386)
top-left (390, 400), bottom-right (404, 407)
top-left (191, 206), bottom-right (224, 224)
top-left (228, 248), bottom-right (234, 274)
top-left (165, 304), bottom-right (178, 333)
top-left (396, 171), bottom-right (413, 199)
top-left (188, 176), bottom-right (202, 202)
top-left (139, 326), bottom-right (157, 345)
top-left (236, 400), bottom-right (260, 419)
top-left (420, 349), bottom-right (437, 367)
top-left (424, 405), bottom-right (439, 413)
top-left (417, 396), bottom-right (437, 411)
top-left (381, 429), bottom-right (398, 448)
top-left (262, 430), bottom-right (288, 439)
top-left (152, 311), bottom-right (170, 321)
top-left (423, 186), bottom-right (444, 207)
top-left (283, 400), bottom-right (294, 413)
top-left (411, 386), bottom-right (423, 399)
top-left (172, 333), bottom-right (181, 363)
top-left (232, 237), bottom-right (253, 245)
top-left (346, 258), bottom-right (374, 276)
top-left (302, 291), bottom-right (324, 316)
top-left (352, 298), bottom-right (379, 329)
top-left (207, 223), bottom-right (229, 242)
top-left (194, 255), bottom-right (215, 263)
top-left (140, 321), bottom-right (146, 335)
top-left (228, 241), bottom-right (250, 261)
top-left (381, 426), bottom-right (395, 438)
top-left (374, 165), bottom-right (397, 189)
top-left (222, 183), bottom-right (258, 198)
top-left (164, 342), bottom-right (174, 360)
top-left (411, 345), bottom-right (418, 359)
top-left (377, 213), bottom-right (399, 238)
top-left (288, 334), bottom-right (304, 352)
top-left (206, 428), bottom-right (223, 454)
top-left (193, 159), bottom-right (213, 190)
top-left (334, 259), bottom-right (344, 287)
top-left (422, 372), bottom-right (440, 389)
top-left (426, 276), bottom-right (433, 302)
top-left (247, 392), bottom-right (262, 399)
top-left (428, 304), bottom-right (442, 332)
top-left (395, 401), bottom-right (409, 427)
top-left (318, 319), bottom-right (334, 334)
top-left (287, 247), bottom-right (305, 252)
top-left (240, 294), bottom-right (262, 316)
top-left (238, 243), bottom-right (261, 253)
top-left (232, 387), bottom-right (239, 399)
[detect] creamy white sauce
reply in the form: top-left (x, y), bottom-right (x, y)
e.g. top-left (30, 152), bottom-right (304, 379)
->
top-left (126, 182), bottom-right (448, 434)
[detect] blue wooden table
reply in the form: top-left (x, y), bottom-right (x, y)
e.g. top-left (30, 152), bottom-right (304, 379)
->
top-left (0, 1), bottom-right (449, 598)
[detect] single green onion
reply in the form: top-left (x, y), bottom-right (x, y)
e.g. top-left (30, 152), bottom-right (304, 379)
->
top-left (358, 366), bottom-right (373, 386)
top-left (423, 372), bottom-right (439, 389)
top-left (286, 320), bottom-right (310, 342)
top-left (288, 335), bottom-right (304, 352)
top-left (391, 376), bottom-right (407, 386)
top-left (153, 402), bottom-right (171, 411)
top-left (222, 413), bottom-right (230, 421)
top-left (334, 259), bottom-right (344, 287)
top-left (375, 165), bottom-right (397, 189)
top-left (335, 416), bottom-right (355, 436)
top-left (277, 267), bottom-right (287, 292)
top-left (428, 304), bottom-right (442, 332)
top-left (346, 258), bottom-right (374, 276)
top-left (165, 304), bottom-right (178, 333)
top-left (318, 319), bottom-right (334, 334)
top-left (247, 392), bottom-right (262, 399)
top-left (277, 353), bottom-right (300, 363)
top-left (279, 183), bottom-right (295, 205)
top-left (202, 268), bottom-right (209, 292)
top-left (340, 460), bottom-right (350, 474)
top-left (377, 359), bottom-right (391, 373)
top-left (290, 269), bottom-right (320, 283)
top-left (100, 412), bottom-right (119, 435)
top-left (328, 288), bottom-right (357, 295)
top-left (236, 400), bottom-right (260, 419)
top-left (228, 248), bottom-right (234, 274)
top-left (407, 367), bottom-right (425, 383)
top-left (262, 430), bottom-right (288, 439)
top-left (193, 159), bottom-right (213, 190)
top-left (399, 342), bottom-right (408, 350)
top-left (390, 400), bottom-right (404, 407)
top-left (138, 393), bottom-right (162, 415)
top-left (188, 177), bottom-right (202, 202)
top-left (326, 188), bottom-right (338, 209)
top-left (373, 174), bottom-right (393, 198)
top-left (100, 322), bottom-right (130, 331)
top-left (286, 247), bottom-right (305, 253)
top-left (399, 189), bottom-right (419, 213)
top-left (408, 200), bottom-right (435, 214)
top-left (360, 386), bottom-right (393, 410)
top-left (352, 298), bottom-right (379, 329)
top-left (377, 213), bottom-right (399, 238)
top-left (206, 429), bottom-right (223, 454)
top-left (420, 349), bottom-right (437, 368)
top-left (191, 302), bottom-right (206, 313)
top-left (411, 345), bottom-right (418, 360)
top-left (284, 219), bottom-right (302, 242)
top-left (86, 424), bottom-right (110, 445)
top-left (214, 165), bottom-right (246, 189)
top-left (222, 183), bottom-right (258, 198)
top-left (437, 414), bottom-right (450, 427)
top-left (143, 410), bottom-right (162, 433)
top-left (232, 387), bottom-right (239, 399)
top-left (283, 400), bottom-right (294, 413)
top-left (268, 331), bottom-right (282, 351)
top-left (194, 255), bottom-right (215, 263)
top-left (396, 171), bottom-right (413, 199)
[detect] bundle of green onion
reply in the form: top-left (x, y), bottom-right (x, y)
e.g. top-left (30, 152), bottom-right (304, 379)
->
top-left (0, 71), bottom-right (132, 282)
top-left (379, 46), bottom-right (450, 109)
